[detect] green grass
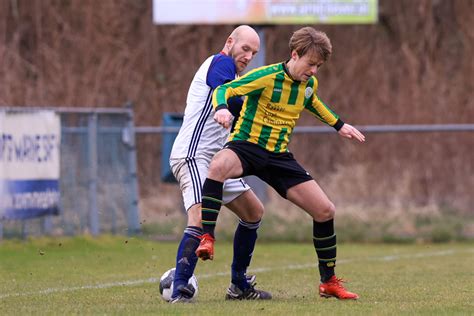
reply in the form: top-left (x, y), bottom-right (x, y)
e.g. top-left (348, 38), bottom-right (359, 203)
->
top-left (0, 236), bottom-right (473, 315)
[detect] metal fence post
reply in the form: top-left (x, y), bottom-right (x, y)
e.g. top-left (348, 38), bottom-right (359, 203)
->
top-left (88, 113), bottom-right (99, 235)
top-left (42, 216), bottom-right (53, 235)
top-left (21, 220), bottom-right (27, 239)
top-left (124, 103), bottom-right (140, 235)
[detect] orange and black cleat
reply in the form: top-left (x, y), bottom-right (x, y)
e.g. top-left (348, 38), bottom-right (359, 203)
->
top-left (195, 233), bottom-right (215, 260)
top-left (319, 276), bottom-right (359, 300)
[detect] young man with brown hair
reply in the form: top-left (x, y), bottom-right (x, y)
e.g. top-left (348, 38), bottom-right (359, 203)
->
top-left (196, 27), bottom-right (364, 300)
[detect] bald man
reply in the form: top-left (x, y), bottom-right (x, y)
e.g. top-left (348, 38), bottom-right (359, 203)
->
top-left (168, 25), bottom-right (271, 302)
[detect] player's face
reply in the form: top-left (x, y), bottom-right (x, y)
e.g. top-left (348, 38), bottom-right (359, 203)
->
top-left (229, 37), bottom-right (260, 74)
top-left (290, 51), bottom-right (324, 82)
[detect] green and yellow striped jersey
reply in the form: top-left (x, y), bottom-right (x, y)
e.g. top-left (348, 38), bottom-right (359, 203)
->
top-left (212, 62), bottom-right (342, 153)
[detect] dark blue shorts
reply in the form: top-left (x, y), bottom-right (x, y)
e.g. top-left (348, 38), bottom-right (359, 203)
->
top-left (223, 140), bottom-right (313, 198)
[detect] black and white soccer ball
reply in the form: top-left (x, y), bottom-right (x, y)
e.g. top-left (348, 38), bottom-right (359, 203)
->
top-left (159, 268), bottom-right (198, 302)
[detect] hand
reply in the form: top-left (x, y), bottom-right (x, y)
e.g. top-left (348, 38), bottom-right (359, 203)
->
top-left (213, 108), bottom-right (234, 129)
top-left (338, 123), bottom-right (365, 142)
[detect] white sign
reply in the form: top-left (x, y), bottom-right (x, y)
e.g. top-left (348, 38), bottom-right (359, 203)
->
top-left (0, 111), bottom-right (61, 219)
top-left (153, 0), bottom-right (378, 25)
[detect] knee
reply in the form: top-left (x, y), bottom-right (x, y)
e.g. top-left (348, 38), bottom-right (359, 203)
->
top-left (248, 203), bottom-right (265, 223)
top-left (239, 201), bottom-right (264, 223)
top-left (207, 160), bottom-right (227, 181)
top-left (315, 201), bottom-right (335, 222)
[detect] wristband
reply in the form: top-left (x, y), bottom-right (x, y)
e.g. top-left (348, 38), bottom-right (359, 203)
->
top-left (215, 104), bottom-right (228, 111)
top-left (333, 119), bottom-right (345, 131)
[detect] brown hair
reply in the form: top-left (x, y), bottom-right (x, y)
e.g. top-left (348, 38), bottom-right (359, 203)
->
top-left (289, 27), bottom-right (332, 61)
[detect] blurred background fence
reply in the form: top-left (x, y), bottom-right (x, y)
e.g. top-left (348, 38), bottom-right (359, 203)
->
top-left (136, 121), bottom-right (474, 243)
top-left (1, 105), bottom-right (472, 242)
top-left (0, 106), bottom-right (140, 238)
top-left (0, 0), bottom-right (473, 242)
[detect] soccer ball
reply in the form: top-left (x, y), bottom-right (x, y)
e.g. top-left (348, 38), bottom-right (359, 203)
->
top-left (159, 268), bottom-right (199, 302)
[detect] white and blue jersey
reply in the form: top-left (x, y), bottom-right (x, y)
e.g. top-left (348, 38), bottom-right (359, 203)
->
top-left (171, 53), bottom-right (241, 160)
top-left (170, 53), bottom-right (250, 211)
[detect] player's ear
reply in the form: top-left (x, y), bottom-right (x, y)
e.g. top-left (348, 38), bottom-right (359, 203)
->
top-left (226, 37), bottom-right (234, 49)
top-left (291, 50), bottom-right (299, 60)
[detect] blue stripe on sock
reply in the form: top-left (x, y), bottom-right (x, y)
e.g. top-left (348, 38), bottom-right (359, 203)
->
top-left (184, 226), bottom-right (202, 239)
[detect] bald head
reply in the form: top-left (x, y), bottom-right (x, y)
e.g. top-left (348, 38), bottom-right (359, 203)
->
top-left (223, 25), bottom-right (260, 74)
top-left (229, 25), bottom-right (259, 44)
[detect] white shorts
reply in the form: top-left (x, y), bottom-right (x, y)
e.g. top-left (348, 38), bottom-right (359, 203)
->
top-left (170, 157), bottom-right (251, 211)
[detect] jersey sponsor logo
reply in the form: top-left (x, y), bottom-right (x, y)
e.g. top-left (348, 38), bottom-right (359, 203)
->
top-left (263, 104), bottom-right (290, 127)
top-left (305, 87), bottom-right (313, 98)
top-left (266, 103), bottom-right (285, 112)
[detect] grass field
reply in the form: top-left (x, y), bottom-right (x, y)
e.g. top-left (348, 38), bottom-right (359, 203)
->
top-left (0, 236), bottom-right (473, 315)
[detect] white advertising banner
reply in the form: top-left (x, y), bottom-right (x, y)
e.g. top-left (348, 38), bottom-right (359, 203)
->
top-left (153, 0), bottom-right (378, 25)
top-left (0, 111), bottom-right (61, 219)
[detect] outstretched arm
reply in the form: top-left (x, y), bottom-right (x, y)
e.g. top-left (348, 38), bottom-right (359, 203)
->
top-left (338, 123), bottom-right (365, 142)
top-left (306, 87), bottom-right (365, 143)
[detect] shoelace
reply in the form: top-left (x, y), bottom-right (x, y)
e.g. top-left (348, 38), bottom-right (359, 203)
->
top-left (328, 277), bottom-right (348, 288)
top-left (200, 234), bottom-right (214, 242)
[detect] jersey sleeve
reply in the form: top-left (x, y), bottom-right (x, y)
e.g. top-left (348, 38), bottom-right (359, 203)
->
top-left (212, 67), bottom-right (270, 109)
top-left (206, 55), bottom-right (237, 89)
top-left (304, 78), bottom-right (344, 130)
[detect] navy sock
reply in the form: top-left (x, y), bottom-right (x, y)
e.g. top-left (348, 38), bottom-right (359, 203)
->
top-left (231, 219), bottom-right (260, 290)
top-left (201, 179), bottom-right (224, 237)
top-left (171, 226), bottom-right (201, 298)
top-left (313, 219), bottom-right (336, 283)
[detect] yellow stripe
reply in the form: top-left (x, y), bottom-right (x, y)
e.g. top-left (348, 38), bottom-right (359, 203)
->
top-left (318, 257), bottom-right (336, 262)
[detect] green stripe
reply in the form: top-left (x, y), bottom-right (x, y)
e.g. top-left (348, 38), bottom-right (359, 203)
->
top-left (215, 63), bottom-right (281, 108)
top-left (306, 105), bottom-right (324, 122)
top-left (257, 125), bottom-right (272, 148)
top-left (274, 128), bottom-right (287, 153)
top-left (201, 220), bottom-right (216, 225)
top-left (202, 208), bottom-right (219, 214)
top-left (303, 78), bottom-right (340, 124)
top-left (214, 86), bottom-right (228, 106)
top-left (304, 78), bottom-right (315, 108)
top-left (288, 81), bottom-right (300, 105)
top-left (270, 72), bottom-right (285, 103)
top-left (317, 96), bottom-right (339, 118)
top-left (315, 245), bottom-right (337, 251)
top-left (313, 233), bottom-right (336, 241)
top-left (318, 257), bottom-right (337, 262)
top-left (202, 196), bottom-right (222, 203)
top-left (227, 64), bottom-right (282, 90)
top-left (233, 88), bottom-right (265, 141)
